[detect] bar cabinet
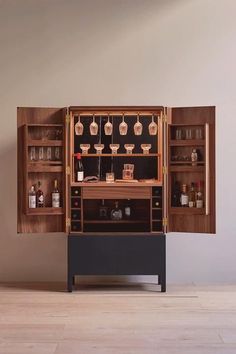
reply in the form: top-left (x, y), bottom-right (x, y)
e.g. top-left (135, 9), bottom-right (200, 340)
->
top-left (17, 106), bottom-right (216, 292)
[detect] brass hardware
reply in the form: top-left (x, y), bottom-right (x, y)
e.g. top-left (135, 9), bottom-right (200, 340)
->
top-left (162, 218), bottom-right (168, 226)
top-left (66, 218), bottom-right (71, 227)
top-left (66, 166), bottom-right (71, 175)
top-left (163, 166), bottom-right (167, 175)
top-left (66, 114), bottom-right (70, 124)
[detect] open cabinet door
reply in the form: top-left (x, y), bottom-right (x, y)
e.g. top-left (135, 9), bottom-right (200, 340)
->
top-left (167, 106), bottom-right (215, 234)
top-left (17, 107), bottom-right (67, 233)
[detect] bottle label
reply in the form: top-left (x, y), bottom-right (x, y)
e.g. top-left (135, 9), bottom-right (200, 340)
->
top-left (38, 195), bottom-right (44, 203)
top-left (52, 193), bottom-right (60, 208)
top-left (77, 171), bottom-right (84, 182)
top-left (180, 195), bottom-right (189, 206)
top-left (196, 200), bottom-right (203, 208)
top-left (29, 196), bottom-right (36, 208)
top-left (189, 201), bottom-right (194, 208)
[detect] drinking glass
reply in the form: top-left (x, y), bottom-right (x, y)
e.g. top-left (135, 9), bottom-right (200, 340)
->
top-left (46, 147), bottom-right (52, 160)
top-left (185, 128), bottom-right (192, 140)
top-left (104, 115), bottom-right (113, 135)
top-left (134, 115), bottom-right (143, 136)
top-left (54, 147), bottom-right (61, 160)
top-left (195, 128), bottom-right (203, 139)
top-left (175, 128), bottom-right (182, 140)
top-left (123, 164), bottom-right (134, 180)
top-left (124, 144), bottom-right (135, 154)
top-left (148, 115), bottom-right (158, 135)
top-left (94, 144), bottom-right (104, 154)
top-left (141, 144), bottom-right (151, 154)
top-left (80, 144), bottom-right (90, 154)
top-left (74, 116), bottom-right (84, 135)
top-left (106, 172), bottom-right (115, 183)
top-left (90, 115), bottom-right (98, 135)
top-left (119, 115), bottom-right (128, 135)
top-left (38, 147), bottom-right (44, 160)
top-left (29, 146), bottom-right (36, 161)
top-left (109, 144), bottom-right (120, 154)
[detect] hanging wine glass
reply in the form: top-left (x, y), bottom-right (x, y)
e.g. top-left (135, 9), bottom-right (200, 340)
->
top-left (90, 115), bottom-right (98, 135)
top-left (104, 114), bottom-right (113, 135)
top-left (74, 115), bottom-right (84, 135)
top-left (148, 115), bottom-right (158, 135)
top-left (119, 114), bottom-right (128, 135)
top-left (134, 114), bottom-right (143, 135)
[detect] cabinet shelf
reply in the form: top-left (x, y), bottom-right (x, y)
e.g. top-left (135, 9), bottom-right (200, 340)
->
top-left (28, 140), bottom-right (63, 147)
top-left (170, 161), bottom-right (205, 165)
top-left (170, 140), bottom-right (205, 146)
top-left (28, 164), bottom-right (63, 173)
top-left (26, 207), bottom-right (64, 216)
top-left (170, 207), bottom-right (205, 215)
top-left (73, 153), bottom-right (160, 157)
top-left (83, 220), bottom-right (149, 224)
top-left (71, 181), bottom-right (161, 187)
top-left (170, 166), bottom-right (204, 172)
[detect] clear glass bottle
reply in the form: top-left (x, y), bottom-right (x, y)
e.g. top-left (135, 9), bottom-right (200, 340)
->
top-left (191, 149), bottom-right (198, 166)
top-left (124, 199), bottom-right (131, 219)
top-left (111, 201), bottom-right (122, 220)
top-left (196, 181), bottom-right (204, 208)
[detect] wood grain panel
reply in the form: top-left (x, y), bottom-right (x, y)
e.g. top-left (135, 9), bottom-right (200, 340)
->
top-left (82, 186), bottom-right (151, 199)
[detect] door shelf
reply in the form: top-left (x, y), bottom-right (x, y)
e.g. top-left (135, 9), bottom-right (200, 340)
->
top-left (28, 140), bottom-right (63, 147)
top-left (170, 140), bottom-right (205, 146)
top-left (26, 207), bottom-right (64, 216)
top-left (73, 153), bottom-right (160, 157)
top-left (170, 166), bottom-right (204, 172)
top-left (170, 207), bottom-right (205, 215)
top-left (28, 165), bottom-right (63, 173)
top-left (83, 220), bottom-right (149, 224)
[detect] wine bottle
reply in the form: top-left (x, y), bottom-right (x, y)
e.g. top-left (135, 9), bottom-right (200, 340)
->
top-left (36, 181), bottom-right (44, 208)
top-left (28, 185), bottom-right (36, 208)
top-left (196, 181), bottom-right (204, 208)
top-left (111, 201), bottom-right (122, 220)
top-left (75, 153), bottom-right (84, 182)
top-left (172, 181), bottom-right (181, 207)
top-left (52, 179), bottom-right (60, 208)
top-left (180, 184), bottom-right (188, 207)
top-left (188, 182), bottom-right (196, 208)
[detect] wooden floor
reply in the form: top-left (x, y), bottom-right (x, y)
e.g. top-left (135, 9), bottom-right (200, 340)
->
top-left (0, 282), bottom-right (236, 354)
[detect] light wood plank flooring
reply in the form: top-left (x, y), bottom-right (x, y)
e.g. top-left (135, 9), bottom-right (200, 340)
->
top-left (0, 282), bottom-right (236, 354)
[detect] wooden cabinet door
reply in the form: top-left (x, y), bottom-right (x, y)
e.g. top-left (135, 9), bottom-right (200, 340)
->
top-left (17, 107), bottom-right (67, 233)
top-left (167, 106), bottom-right (215, 234)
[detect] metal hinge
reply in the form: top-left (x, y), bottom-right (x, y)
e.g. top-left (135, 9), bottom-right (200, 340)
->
top-left (66, 218), bottom-right (71, 227)
top-left (162, 218), bottom-right (168, 227)
top-left (66, 114), bottom-right (70, 124)
top-left (163, 166), bottom-right (167, 175)
top-left (162, 114), bottom-right (167, 123)
top-left (66, 166), bottom-right (71, 175)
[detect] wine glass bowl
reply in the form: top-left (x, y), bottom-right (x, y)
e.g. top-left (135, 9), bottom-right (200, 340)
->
top-left (148, 115), bottom-right (158, 135)
top-left (141, 144), bottom-right (152, 154)
top-left (80, 144), bottom-right (90, 154)
top-left (104, 115), bottom-right (113, 135)
top-left (94, 144), bottom-right (104, 154)
top-left (134, 115), bottom-right (143, 136)
top-left (74, 116), bottom-right (84, 135)
top-left (90, 116), bottom-right (98, 135)
top-left (119, 115), bottom-right (128, 135)
top-left (109, 144), bottom-right (120, 154)
top-left (124, 144), bottom-right (135, 154)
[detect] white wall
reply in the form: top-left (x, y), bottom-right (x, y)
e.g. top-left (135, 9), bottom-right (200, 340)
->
top-left (0, 0), bottom-right (235, 283)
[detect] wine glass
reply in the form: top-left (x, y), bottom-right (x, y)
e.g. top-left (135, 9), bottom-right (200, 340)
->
top-left (74, 115), bottom-right (84, 135)
top-left (134, 114), bottom-right (143, 135)
top-left (109, 144), bottom-right (120, 154)
top-left (94, 144), bottom-right (104, 154)
top-left (90, 115), bottom-right (98, 135)
top-left (104, 115), bottom-right (113, 135)
top-left (141, 144), bottom-right (151, 154)
top-left (119, 114), bottom-right (128, 135)
top-left (148, 115), bottom-right (158, 135)
top-left (124, 144), bottom-right (135, 154)
top-left (80, 144), bottom-right (90, 154)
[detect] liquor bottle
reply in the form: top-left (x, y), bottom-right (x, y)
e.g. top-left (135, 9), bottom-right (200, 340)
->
top-left (99, 199), bottom-right (108, 219)
top-left (111, 201), bottom-right (122, 220)
top-left (172, 181), bottom-right (181, 207)
top-left (75, 153), bottom-right (84, 182)
top-left (188, 182), bottom-right (196, 208)
top-left (36, 181), bottom-right (44, 207)
top-left (28, 185), bottom-right (36, 208)
top-left (180, 184), bottom-right (189, 207)
top-left (196, 181), bottom-right (204, 208)
top-left (52, 179), bottom-right (60, 208)
top-left (191, 149), bottom-right (198, 166)
top-left (124, 199), bottom-right (131, 219)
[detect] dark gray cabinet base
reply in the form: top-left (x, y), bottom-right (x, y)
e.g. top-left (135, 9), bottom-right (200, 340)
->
top-left (67, 233), bottom-right (166, 292)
